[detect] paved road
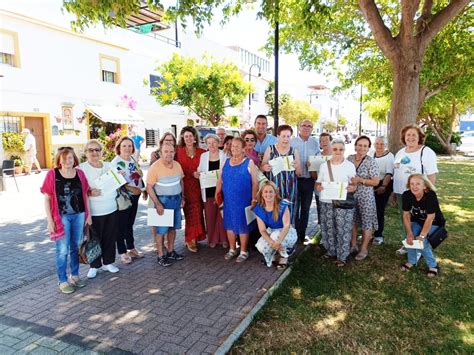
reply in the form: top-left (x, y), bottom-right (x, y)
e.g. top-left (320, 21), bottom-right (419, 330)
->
top-left (0, 170), bottom-right (318, 353)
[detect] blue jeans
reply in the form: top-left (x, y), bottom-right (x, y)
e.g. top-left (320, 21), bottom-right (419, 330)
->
top-left (407, 222), bottom-right (438, 268)
top-left (55, 212), bottom-right (85, 283)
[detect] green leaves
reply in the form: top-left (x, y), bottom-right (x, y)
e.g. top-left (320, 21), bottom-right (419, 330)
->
top-left (279, 98), bottom-right (320, 126)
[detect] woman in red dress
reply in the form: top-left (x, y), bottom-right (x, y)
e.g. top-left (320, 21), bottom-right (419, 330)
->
top-left (175, 126), bottom-right (206, 252)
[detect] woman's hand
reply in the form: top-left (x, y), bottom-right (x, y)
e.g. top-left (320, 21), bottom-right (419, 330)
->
top-left (375, 186), bottom-right (386, 195)
top-left (351, 176), bottom-right (362, 185)
top-left (142, 190), bottom-right (148, 201)
top-left (86, 215), bottom-right (93, 226)
top-left (181, 198), bottom-right (185, 208)
top-left (271, 240), bottom-right (281, 250)
top-left (128, 186), bottom-right (142, 196)
top-left (251, 199), bottom-right (257, 209)
top-left (156, 203), bottom-right (164, 216)
top-left (89, 188), bottom-right (101, 197)
top-left (47, 219), bottom-right (55, 233)
top-left (406, 234), bottom-right (414, 245)
top-left (261, 163), bottom-right (272, 173)
top-left (347, 184), bottom-right (357, 193)
top-left (316, 183), bottom-right (323, 193)
top-left (193, 171), bottom-right (200, 179)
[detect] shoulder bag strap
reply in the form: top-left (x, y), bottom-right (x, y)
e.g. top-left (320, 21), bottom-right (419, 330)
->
top-left (420, 145), bottom-right (426, 174)
top-left (356, 155), bottom-right (367, 173)
top-left (327, 161), bottom-right (335, 182)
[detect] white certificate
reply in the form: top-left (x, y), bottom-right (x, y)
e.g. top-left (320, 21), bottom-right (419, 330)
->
top-left (147, 208), bottom-right (174, 227)
top-left (245, 206), bottom-right (256, 225)
top-left (199, 170), bottom-right (219, 189)
top-left (94, 169), bottom-right (127, 195)
top-left (268, 155), bottom-right (295, 175)
top-left (308, 155), bottom-right (330, 172)
top-left (402, 240), bottom-right (424, 249)
top-left (320, 181), bottom-right (348, 200)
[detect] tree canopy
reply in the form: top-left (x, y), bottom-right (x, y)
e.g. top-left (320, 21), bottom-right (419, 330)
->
top-left (279, 98), bottom-right (320, 126)
top-left (147, 53), bottom-right (250, 126)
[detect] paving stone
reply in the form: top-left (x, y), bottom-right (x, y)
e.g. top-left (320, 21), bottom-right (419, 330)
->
top-left (0, 335), bottom-right (21, 347)
top-left (0, 344), bottom-right (16, 355)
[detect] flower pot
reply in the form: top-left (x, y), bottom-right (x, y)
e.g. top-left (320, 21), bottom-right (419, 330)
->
top-left (23, 166), bottom-right (31, 174)
top-left (14, 166), bottom-right (23, 174)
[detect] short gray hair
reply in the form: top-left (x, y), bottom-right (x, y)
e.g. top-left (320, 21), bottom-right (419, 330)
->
top-left (375, 136), bottom-right (387, 145)
top-left (204, 133), bottom-right (220, 144)
top-left (332, 139), bottom-right (345, 146)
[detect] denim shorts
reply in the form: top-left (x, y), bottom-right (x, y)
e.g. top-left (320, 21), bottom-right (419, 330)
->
top-left (154, 194), bottom-right (182, 234)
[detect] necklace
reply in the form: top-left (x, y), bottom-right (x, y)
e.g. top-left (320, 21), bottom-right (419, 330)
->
top-left (185, 147), bottom-right (195, 158)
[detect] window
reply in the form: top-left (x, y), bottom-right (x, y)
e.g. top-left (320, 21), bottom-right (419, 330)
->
top-left (149, 74), bottom-right (164, 94)
top-left (0, 29), bottom-right (20, 68)
top-left (251, 92), bottom-right (259, 102)
top-left (99, 55), bottom-right (120, 84)
top-left (145, 129), bottom-right (160, 147)
top-left (0, 116), bottom-right (21, 133)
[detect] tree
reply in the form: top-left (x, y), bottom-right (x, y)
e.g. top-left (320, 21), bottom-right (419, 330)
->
top-left (337, 115), bottom-right (348, 128)
top-left (148, 53), bottom-right (250, 126)
top-left (279, 98), bottom-right (320, 126)
top-left (322, 120), bottom-right (337, 132)
top-left (264, 81), bottom-right (290, 117)
top-left (63, 0), bottom-right (471, 151)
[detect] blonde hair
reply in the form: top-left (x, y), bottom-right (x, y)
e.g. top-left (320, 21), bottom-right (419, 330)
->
top-left (256, 180), bottom-right (282, 222)
top-left (407, 173), bottom-right (436, 192)
top-left (84, 139), bottom-right (103, 151)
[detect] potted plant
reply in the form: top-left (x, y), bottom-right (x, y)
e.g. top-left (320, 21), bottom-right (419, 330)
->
top-left (10, 155), bottom-right (23, 175)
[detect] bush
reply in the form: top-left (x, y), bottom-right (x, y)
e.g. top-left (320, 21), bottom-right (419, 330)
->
top-left (97, 128), bottom-right (126, 162)
top-left (10, 154), bottom-right (23, 167)
top-left (424, 128), bottom-right (461, 154)
top-left (2, 132), bottom-right (25, 154)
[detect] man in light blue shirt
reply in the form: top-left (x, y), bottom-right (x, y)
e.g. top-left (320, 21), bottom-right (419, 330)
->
top-left (290, 119), bottom-right (320, 243)
top-left (254, 115), bottom-right (277, 159)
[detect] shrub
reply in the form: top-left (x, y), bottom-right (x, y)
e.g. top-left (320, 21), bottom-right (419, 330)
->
top-left (2, 132), bottom-right (25, 154)
top-left (98, 128), bottom-right (126, 162)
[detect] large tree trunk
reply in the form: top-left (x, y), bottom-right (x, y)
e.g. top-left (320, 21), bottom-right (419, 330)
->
top-left (388, 58), bottom-right (421, 153)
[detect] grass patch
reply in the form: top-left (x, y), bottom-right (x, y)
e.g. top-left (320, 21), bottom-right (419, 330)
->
top-left (232, 160), bottom-right (474, 353)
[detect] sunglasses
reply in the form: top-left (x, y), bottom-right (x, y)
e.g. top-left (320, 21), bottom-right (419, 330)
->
top-left (87, 148), bottom-right (102, 153)
top-left (58, 146), bottom-right (74, 151)
top-left (245, 138), bottom-right (255, 142)
top-left (332, 148), bottom-right (344, 152)
top-left (301, 124), bottom-right (313, 128)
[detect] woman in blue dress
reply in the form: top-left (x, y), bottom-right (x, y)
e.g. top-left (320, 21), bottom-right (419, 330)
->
top-left (216, 137), bottom-right (258, 263)
top-left (254, 181), bottom-right (297, 270)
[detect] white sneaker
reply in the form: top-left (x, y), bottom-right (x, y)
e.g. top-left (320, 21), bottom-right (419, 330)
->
top-left (373, 237), bottom-right (384, 246)
top-left (87, 268), bottom-right (98, 279)
top-left (396, 246), bottom-right (408, 255)
top-left (102, 264), bottom-right (119, 273)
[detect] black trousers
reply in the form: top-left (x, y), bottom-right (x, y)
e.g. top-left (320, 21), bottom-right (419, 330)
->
top-left (117, 194), bottom-right (140, 254)
top-left (294, 177), bottom-right (315, 241)
top-left (374, 181), bottom-right (392, 238)
top-left (90, 210), bottom-right (119, 268)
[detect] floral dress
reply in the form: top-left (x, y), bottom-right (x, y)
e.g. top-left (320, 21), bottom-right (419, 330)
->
top-left (347, 154), bottom-right (379, 231)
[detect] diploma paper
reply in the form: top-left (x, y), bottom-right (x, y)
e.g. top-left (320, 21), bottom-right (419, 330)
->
top-left (402, 240), bottom-right (424, 249)
top-left (94, 169), bottom-right (127, 195)
top-left (245, 206), bottom-right (256, 225)
top-left (320, 181), bottom-right (348, 201)
top-left (308, 155), bottom-right (331, 172)
top-left (269, 155), bottom-right (295, 175)
top-left (199, 170), bottom-right (219, 189)
top-left (147, 208), bottom-right (174, 227)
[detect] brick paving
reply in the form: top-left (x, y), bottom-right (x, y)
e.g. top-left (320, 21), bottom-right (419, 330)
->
top-left (0, 171), bottom-right (318, 353)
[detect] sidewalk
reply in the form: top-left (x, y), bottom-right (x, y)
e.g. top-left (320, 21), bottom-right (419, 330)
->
top-left (0, 170), bottom-right (318, 353)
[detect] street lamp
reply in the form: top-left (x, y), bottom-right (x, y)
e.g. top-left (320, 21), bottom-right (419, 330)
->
top-left (358, 84), bottom-right (363, 136)
top-left (309, 91), bottom-right (318, 104)
top-left (248, 63), bottom-right (261, 114)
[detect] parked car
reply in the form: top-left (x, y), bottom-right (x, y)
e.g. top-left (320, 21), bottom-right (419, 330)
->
top-left (459, 131), bottom-right (474, 153)
top-left (196, 126), bottom-right (216, 148)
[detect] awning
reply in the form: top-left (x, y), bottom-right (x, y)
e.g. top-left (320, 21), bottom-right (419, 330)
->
top-left (86, 105), bottom-right (144, 125)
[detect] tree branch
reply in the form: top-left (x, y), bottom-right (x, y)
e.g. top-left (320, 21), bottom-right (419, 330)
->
top-left (416, 0), bottom-right (434, 34)
top-left (419, 0), bottom-right (470, 51)
top-left (358, 0), bottom-right (398, 61)
top-left (400, 0), bottom-right (421, 45)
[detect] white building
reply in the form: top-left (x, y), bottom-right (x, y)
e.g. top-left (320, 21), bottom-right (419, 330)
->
top-left (0, 2), bottom-right (270, 167)
top-left (307, 85), bottom-right (340, 133)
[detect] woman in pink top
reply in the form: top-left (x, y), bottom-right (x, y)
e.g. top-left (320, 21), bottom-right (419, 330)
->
top-left (41, 147), bottom-right (90, 294)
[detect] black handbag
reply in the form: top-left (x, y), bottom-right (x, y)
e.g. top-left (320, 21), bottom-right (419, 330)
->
top-left (79, 225), bottom-right (102, 264)
top-left (327, 161), bottom-right (355, 209)
top-left (428, 227), bottom-right (448, 249)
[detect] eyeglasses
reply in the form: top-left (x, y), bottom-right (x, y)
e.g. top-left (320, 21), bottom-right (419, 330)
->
top-left (301, 124), bottom-right (313, 128)
top-left (87, 148), bottom-right (102, 153)
top-left (164, 139), bottom-right (175, 142)
top-left (245, 138), bottom-right (255, 142)
top-left (332, 148), bottom-right (344, 152)
top-left (58, 146), bottom-right (74, 151)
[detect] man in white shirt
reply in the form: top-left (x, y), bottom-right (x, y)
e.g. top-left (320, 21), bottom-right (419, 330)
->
top-left (22, 128), bottom-right (41, 174)
top-left (216, 127), bottom-right (226, 149)
top-left (254, 115), bottom-right (277, 159)
top-left (290, 119), bottom-right (320, 243)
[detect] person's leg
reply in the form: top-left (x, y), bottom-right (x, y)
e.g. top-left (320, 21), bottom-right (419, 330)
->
top-left (396, 193), bottom-right (406, 237)
top-left (126, 194), bottom-right (140, 250)
top-left (421, 225), bottom-right (440, 269)
top-left (102, 211), bottom-right (119, 265)
top-left (407, 222), bottom-right (422, 265)
top-left (155, 231), bottom-right (166, 257)
top-left (89, 215), bottom-right (104, 269)
top-left (315, 193), bottom-right (321, 225)
top-left (69, 212), bottom-right (85, 278)
top-left (335, 209), bottom-right (354, 262)
top-left (56, 215), bottom-right (71, 284)
top-left (359, 229), bottom-right (373, 255)
top-left (350, 224), bottom-right (358, 251)
top-left (166, 228), bottom-right (176, 253)
top-left (320, 203), bottom-right (336, 256)
top-left (240, 234), bottom-right (249, 253)
top-left (33, 155), bottom-right (41, 172)
top-left (116, 208), bottom-right (130, 255)
top-left (295, 178), bottom-right (314, 242)
top-left (204, 199), bottom-right (217, 246)
top-left (374, 190), bottom-right (385, 239)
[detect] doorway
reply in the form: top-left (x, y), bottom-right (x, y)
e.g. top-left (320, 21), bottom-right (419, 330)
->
top-left (24, 116), bottom-right (46, 167)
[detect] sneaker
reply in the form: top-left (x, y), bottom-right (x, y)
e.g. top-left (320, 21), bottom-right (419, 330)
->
top-left (287, 247), bottom-right (296, 257)
top-left (373, 237), bottom-right (384, 246)
top-left (303, 236), bottom-right (312, 245)
top-left (224, 249), bottom-right (237, 260)
top-left (69, 276), bottom-right (87, 288)
top-left (59, 282), bottom-right (75, 294)
top-left (167, 250), bottom-right (184, 261)
top-left (396, 246), bottom-right (408, 255)
top-left (127, 248), bottom-right (144, 258)
top-left (102, 264), bottom-right (119, 273)
top-left (87, 268), bottom-right (98, 279)
top-left (121, 254), bottom-right (132, 264)
top-left (357, 235), bottom-right (363, 242)
top-left (157, 255), bottom-right (172, 267)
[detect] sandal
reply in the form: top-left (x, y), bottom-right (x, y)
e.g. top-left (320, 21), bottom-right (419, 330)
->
top-left (236, 251), bottom-right (249, 263)
top-left (427, 267), bottom-right (439, 278)
top-left (400, 263), bottom-right (414, 271)
top-left (350, 245), bottom-right (359, 256)
top-left (224, 249), bottom-right (237, 260)
top-left (276, 262), bottom-right (288, 270)
top-left (335, 260), bottom-right (346, 268)
top-left (355, 250), bottom-right (368, 261)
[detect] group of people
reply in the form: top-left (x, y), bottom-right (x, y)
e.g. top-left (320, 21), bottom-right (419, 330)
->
top-left (41, 114), bottom-right (445, 294)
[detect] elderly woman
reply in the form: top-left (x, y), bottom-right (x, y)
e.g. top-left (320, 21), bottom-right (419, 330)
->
top-left (111, 136), bottom-right (147, 264)
top-left (261, 125), bottom-right (301, 219)
top-left (372, 137), bottom-right (394, 246)
top-left (394, 125), bottom-right (438, 254)
top-left (254, 181), bottom-right (297, 270)
top-left (401, 174), bottom-right (445, 277)
top-left (41, 147), bottom-right (90, 293)
top-left (79, 140), bottom-right (119, 278)
top-left (146, 143), bottom-right (185, 267)
top-left (198, 134), bottom-right (228, 248)
top-left (175, 126), bottom-right (206, 252)
top-left (241, 129), bottom-right (261, 166)
top-left (316, 140), bottom-right (357, 267)
top-left (347, 136), bottom-right (380, 261)
top-left (216, 137), bottom-right (258, 262)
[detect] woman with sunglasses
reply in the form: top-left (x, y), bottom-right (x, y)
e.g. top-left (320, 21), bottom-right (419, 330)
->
top-left (111, 136), bottom-right (147, 264)
top-left (241, 129), bottom-right (261, 166)
top-left (79, 140), bottom-right (120, 279)
top-left (41, 147), bottom-right (91, 293)
top-left (316, 140), bottom-right (357, 267)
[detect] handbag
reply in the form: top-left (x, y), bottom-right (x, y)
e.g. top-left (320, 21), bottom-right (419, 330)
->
top-left (327, 161), bottom-right (355, 209)
top-left (427, 227), bottom-right (448, 249)
top-left (79, 225), bottom-right (102, 264)
top-left (116, 186), bottom-right (132, 211)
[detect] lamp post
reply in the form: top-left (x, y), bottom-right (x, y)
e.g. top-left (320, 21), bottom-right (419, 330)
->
top-left (358, 84), bottom-right (363, 136)
top-left (309, 91), bottom-right (318, 104)
top-left (248, 63), bottom-right (261, 114)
